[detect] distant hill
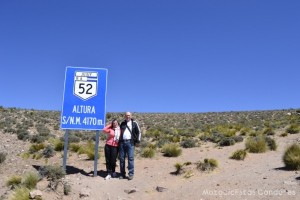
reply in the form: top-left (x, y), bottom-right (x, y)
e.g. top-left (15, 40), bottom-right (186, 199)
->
top-left (0, 106), bottom-right (299, 141)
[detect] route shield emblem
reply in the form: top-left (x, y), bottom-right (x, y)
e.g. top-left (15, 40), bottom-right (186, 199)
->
top-left (74, 71), bottom-right (98, 100)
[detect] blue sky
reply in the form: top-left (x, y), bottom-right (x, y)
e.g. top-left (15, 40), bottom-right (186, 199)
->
top-left (0, 0), bottom-right (299, 113)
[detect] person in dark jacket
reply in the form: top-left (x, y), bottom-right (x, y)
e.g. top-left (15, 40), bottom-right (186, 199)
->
top-left (118, 112), bottom-right (141, 180)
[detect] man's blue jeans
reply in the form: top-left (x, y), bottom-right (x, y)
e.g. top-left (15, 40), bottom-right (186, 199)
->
top-left (119, 140), bottom-right (135, 176)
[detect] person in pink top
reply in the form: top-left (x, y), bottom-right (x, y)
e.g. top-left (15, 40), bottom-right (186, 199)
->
top-left (102, 119), bottom-right (120, 180)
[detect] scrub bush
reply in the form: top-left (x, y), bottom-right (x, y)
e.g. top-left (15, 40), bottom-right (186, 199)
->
top-left (10, 187), bottom-right (30, 200)
top-left (283, 144), bottom-right (300, 170)
top-left (180, 138), bottom-right (197, 148)
top-left (42, 145), bottom-right (55, 158)
top-left (245, 136), bottom-right (267, 153)
top-left (22, 172), bottom-right (39, 189)
top-left (265, 136), bottom-right (277, 151)
top-left (219, 137), bottom-right (235, 146)
top-left (6, 175), bottom-right (22, 189)
top-left (230, 149), bottom-right (247, 160)
top-left (286, 124), bottom-right (300, 134)
top-left (196, 158), bottom-right (218, 172)
top-left (161, 143), bottom-right (182, 157)
top-left (141, 147), bottom-right (155, 158)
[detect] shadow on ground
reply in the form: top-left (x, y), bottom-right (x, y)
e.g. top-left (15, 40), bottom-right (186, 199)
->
top-left (32, 165), bottom-right (108, 177)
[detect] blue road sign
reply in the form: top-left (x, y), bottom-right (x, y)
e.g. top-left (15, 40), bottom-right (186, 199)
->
top-left (61, 67), bottom-right (107, 130)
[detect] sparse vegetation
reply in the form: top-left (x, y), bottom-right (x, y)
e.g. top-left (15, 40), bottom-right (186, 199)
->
top-left (39, 165), bottom-right (66, 190)
top-left (1, 107), bottom-right (300, 199)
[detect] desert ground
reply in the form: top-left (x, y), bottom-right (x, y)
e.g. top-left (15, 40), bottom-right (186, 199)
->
top-left (1, 129), bottom-right (299, 200)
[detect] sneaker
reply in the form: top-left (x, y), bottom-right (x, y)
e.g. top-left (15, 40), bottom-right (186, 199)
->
top-left (104, 174), bottom-right (111, 180)
top-left (119, 175), bottom-right (125, 179)
top-left (128, 175), bottom-right (134, 180)
top-left (112, 172), bottom-right (117, 178)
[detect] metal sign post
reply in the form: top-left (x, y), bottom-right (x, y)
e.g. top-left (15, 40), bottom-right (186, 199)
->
top-left (61, 66), bottom-right (107, 176)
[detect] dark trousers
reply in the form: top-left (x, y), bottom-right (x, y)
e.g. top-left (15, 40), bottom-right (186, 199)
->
top-left (104, 144), bottom-right (118, 173)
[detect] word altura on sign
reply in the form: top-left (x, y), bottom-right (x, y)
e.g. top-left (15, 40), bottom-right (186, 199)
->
top-left (72, 105), bottom-right (96, 114)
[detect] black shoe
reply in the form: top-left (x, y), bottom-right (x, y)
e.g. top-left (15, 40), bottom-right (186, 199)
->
top-left (119, 175), bottom-right (126, 179)
top-left (128, 175), bottom-right (134, 180)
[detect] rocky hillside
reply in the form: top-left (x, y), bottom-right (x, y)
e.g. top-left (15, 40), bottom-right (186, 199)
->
top-left (0, 107), bottom-right (299, 200)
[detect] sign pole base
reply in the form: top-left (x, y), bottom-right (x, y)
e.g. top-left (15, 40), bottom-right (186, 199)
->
top-left (94, 130), bottom-right (100, 177)
top-left (63, 130), bottom-right (69, 172)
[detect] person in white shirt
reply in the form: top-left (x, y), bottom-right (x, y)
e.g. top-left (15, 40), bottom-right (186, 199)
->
top-left (118, 112), bottom-right (141, 180)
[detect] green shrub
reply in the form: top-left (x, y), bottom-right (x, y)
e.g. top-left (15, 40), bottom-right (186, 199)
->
top-left (180, 138), bottom-right (197, 148)
top-left (156, 138), bottom-right (169, 148)
top-left (39, 165), bottom-right (66, 190)
top-left (30, 134), bottom-right (47, 143)
top-left (232, 135), bottom-right (244, 143)
top-left (280, 132), bottom-right (288, 137)
top-left (42, 145), bottom-right (55, 158)
top-left (286, 124), bottom-right (300, 134)
top-left (21, 152), bottom-right (30, 159)
top-left (64, 182), bottom-right (71, 195)
top-left (196, 158), bottom-right (218, 172)
top-left (161, 143), bottom-right (182, 157)
top-left (85, 141), bottom-right (100, 160)
top-left (17, 131), bottom-right (30, 141)
top-left (219, 137), bottom-right (235, 146)
top-left (10, 187), bottom-right (30, 200)
top-left (262, 127), bottom-right (275, 135)
top-left (0, 152), bottom-right (7, 164)
top-left (141, 147), bottom-right (155, 158)
top-left (209, 132), bottom-right (225, 143)
top-left (54, 139), bottom-right (64, 151)
top-left (171, 136), bottom-right (181, 143)
top-left (6, 175), bottom-right (22, 189)
top-left (245, 136), bottom-right (267, 153)
top-left (230, 149), bottom-right (247, 160)
top-left (32, 153), bottom-right (43, 160)
top-left (283, 144), bottom-right (300, 170)
top-left (35, 124), bottom-right (50, 136)
top-left (29, 143), bottom-right (45, 154)
top-left (239, 127), bottom-right (251, 136)
top-left (86, 149), bottom-right (99, 160)
top-left (22, 172), bottom-right (39, 189)
top-left (68, 134), bottom-right (81, 143)
top-left (174, 162), bottom-right (184, 175)
top-left (39, 165), bottom-right (65, 180)
top-left (70, 143), bottom-right (81, 152)
top-left (264, 137), bottom-right (277, 151)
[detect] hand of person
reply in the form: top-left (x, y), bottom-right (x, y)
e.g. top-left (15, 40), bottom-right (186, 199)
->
top-left (135, 143), bottom-right (140, 147)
